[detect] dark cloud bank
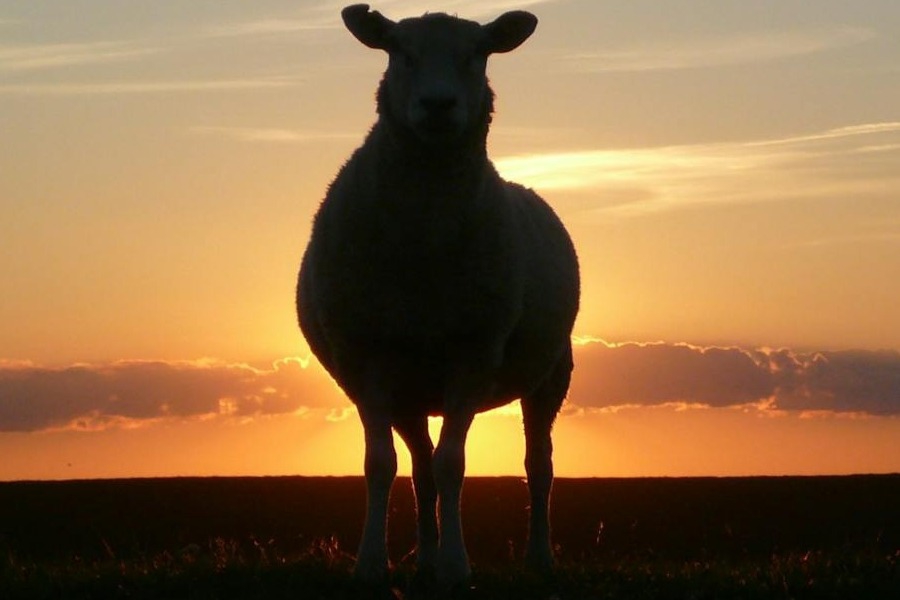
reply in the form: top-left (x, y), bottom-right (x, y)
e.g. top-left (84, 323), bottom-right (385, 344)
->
top-left (568, 342), bottom-right (900, 416)
top-left (0, 358), bottom-right (340, 433)
top-left (1, 342), bottom-right (899, 432)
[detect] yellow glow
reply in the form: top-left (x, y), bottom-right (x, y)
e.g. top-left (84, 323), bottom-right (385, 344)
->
top-left (4, 406), bottom-right (899, 481)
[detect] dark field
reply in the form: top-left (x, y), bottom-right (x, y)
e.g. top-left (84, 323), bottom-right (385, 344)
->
top-left (1, 475), bottom-right (898, 599)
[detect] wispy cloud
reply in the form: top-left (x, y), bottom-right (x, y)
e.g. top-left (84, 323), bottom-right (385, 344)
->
top-left (204, 0), bottom-right (560, 39)
top-left (494, 121), bottom-right (900, 217)
top-left (747, 122), bottom-right (900, 148)
top-left (206, 18), bottom-right (337, 37)
top-left (203, 10), bottom-right (338, 38)
top-left (352, 0), bottom-right (560, 20)
top-left (0, 41), bottom-right (160, 72)
top-left (567, 27), bottom-right (875, 73)
top-left (190, 126), bottom-right (358, 144)
top-left (0, 76), bottom-right (302, 96)
top-left (789, 231), bottom-right (900, 249)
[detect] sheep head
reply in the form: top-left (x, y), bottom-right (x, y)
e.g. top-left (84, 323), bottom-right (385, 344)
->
top-left (341, 4), bottom-right (537, 147)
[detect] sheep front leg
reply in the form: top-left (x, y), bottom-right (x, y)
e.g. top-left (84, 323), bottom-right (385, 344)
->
top-left (394, 416), bottom-right (439, 574)
top-left (355, 407), bottom-right (397, 582)
top-left (432, 410), bottom-right (475, 585)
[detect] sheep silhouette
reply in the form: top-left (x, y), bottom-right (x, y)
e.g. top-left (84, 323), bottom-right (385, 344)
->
top-left (297, 4), bottom-right (579, 585)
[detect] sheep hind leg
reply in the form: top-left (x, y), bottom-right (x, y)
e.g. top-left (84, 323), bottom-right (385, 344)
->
top-left (354, 407), bottom-right (397, 582)
top-left (522, 349), bottom-right (571, 571)
top-left (394, 416), bottom-right (438, 574)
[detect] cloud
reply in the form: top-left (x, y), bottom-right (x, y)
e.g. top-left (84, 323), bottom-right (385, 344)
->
top-left (202, 10), bottom-right (338, 38)
top-left (747, 122), bottom-right (900, 148)
top-left (0, 358), bottom-right (346, 433)
top-left (0, 41), bottom-right (159, 72)
top-left (190, 126), bottom-right (358, 144)
top-left (569, 342), bottom-right (774, 409)
top-left (789, 232), bottom-right (900, 249)
top-left (567, 27), bottom-right (875, 73)
top-left (2, 342), bottom-right (897, 433)
top-left (494, 121), bottom-right (900, 217)
top-left (352, 0), bottom-right (559, 20)
top-left (774, 350), bottom-right (900, 416)
top-left (207, 19), bottom-right (336, 37)
top-left (0, 76), bottom-right (302, 96)
top-left (568, 341), bottom-right (900, 417)
top-left (203, 0), bottom-right (560, 39)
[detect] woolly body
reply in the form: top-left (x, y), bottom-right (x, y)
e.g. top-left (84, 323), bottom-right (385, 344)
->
top-left (296, 4), bottom-right (579, 585)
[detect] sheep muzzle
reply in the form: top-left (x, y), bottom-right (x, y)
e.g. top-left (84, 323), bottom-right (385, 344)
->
top-left (409, 88), bottom-right (467, 142)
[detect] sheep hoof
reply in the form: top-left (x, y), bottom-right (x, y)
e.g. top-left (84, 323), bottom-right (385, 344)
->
top-left (524, 546), bottom-right (555, 574)
top-left (353, 558), bottom-right (390, 584)
top-left (436, 556), bottom-right (472, 587)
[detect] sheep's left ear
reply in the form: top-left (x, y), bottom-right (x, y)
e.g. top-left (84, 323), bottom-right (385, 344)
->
top-left (481, 11), bottom-right (537, 54)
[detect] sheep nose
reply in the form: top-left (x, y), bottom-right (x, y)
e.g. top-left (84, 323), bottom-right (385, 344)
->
top-left (420, 93), bottom-right (458, 114)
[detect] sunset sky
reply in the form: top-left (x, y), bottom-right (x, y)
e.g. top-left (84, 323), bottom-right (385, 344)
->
top-left (2, 0), bottom-right (899, 481)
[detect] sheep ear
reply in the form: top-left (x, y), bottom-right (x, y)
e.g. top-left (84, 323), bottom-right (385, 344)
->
top-left (342, 4), bottom-right (395, 50)
top-left (482, 11), bottom-right (537, 54)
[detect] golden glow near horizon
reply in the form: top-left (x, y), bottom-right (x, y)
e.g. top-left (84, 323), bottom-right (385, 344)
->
top-left (1, 0), bottom-right (899, 480)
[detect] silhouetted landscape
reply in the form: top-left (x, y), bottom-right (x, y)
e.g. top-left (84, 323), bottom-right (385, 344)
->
top-left (1, 475), bottom-right (898, 598)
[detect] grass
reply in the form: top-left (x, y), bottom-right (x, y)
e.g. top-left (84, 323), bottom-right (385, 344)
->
top-left (1, 475), bottom-right (898, 599)
top-left (3, 537), bottom-right (897, 599)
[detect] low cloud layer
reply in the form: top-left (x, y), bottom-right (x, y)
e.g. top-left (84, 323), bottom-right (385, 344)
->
top-left (1, 342), bottom-right (898, 433)
top-left (568, 342), bottom-right (773, 409)
top-left (0, 358), bottom-right (341, 433)
top-left (569, 341), bottom-right (900, 416)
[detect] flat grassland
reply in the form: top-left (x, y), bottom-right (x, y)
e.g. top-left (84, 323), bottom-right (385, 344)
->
top-left (1, 475), bottom-right (897, 599)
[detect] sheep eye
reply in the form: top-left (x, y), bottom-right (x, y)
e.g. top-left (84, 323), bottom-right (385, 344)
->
top-left (462, 54), bottom-right (482, 72)
top-left (395, 50), bottom-right (417, 69)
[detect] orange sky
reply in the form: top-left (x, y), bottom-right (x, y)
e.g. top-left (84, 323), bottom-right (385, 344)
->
top-left (1, 0), bottom-right (899, 480)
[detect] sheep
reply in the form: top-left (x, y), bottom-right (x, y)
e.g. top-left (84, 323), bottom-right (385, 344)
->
top-left (296, 3), bottom-right (580, 586)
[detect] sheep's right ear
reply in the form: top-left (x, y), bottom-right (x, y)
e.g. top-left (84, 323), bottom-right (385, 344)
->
top-left (342, 4), bottom-right (395, 50)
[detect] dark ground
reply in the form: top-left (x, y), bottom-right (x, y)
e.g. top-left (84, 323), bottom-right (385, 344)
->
top-left (1, 475), bottom-right (898, 599)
